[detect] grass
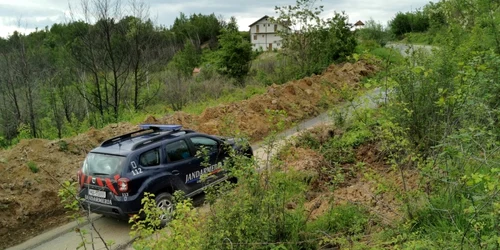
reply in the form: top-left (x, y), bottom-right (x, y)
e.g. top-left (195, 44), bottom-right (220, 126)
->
top-left (370, 47), bottom-right (405, 64)
top-left (182, 84), bottom-right (266, 114)
top-left (117, 82), bottom-right (267, 125)
top-left (400, 32), bottom-right (434, 45)
top-left (355, 40), bottom-right (405, 65)
top-left (27, 161), bottom-right (39, 173)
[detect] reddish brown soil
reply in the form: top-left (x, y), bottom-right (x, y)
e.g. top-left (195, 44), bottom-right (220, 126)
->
top-left (281, 130), bottom-right (422, 227)
top-left (0, 61), bottom-right (376, 249)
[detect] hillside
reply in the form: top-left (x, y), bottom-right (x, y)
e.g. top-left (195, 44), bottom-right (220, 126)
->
top-left (0, 60), bottom-right (376, 248)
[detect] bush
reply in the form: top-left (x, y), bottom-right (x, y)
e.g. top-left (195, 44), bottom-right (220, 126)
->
top-left (356, 19), bottom-right (392, 46)
top-left (309, 204), bottom-right (370, 235)
top-left (321, 121), bottom-right (374, 166)
top-left (0, 136), bottom-right (8, 149)
top-left (274, 1), bottom-right (357, 80)
top-left (390, 11), bottom-right (430, 38)
top-left (370, 47), bottom-right (404, 64)
top-left (27, 161), bottom-right (39, 173)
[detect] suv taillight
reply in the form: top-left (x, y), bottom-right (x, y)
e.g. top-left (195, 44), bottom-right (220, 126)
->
top-left (118, 178), bottom-right (129, 192)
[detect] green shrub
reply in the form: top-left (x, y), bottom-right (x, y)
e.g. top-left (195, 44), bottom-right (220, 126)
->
top-left (57, 140), bottom-right (69, 152)
top-left (27, 161), bottom-right (39, 173)
top-left (356, 40), bottom-right (381, 52)
top-left (295, 131), bottom-right (322, 150)
top-left (311, 204), bottom-right (369, 235)
top-left (0, 136), bottom-right (9, 149)
top-left (370, 47), bottom-right (404, 64)
top-left (403, 32), bottom-right (434, 45)
top-left (390, 11), bottom-right (430, 38)
top-left (321, 121), bottom-right (374, 165)
top-left (356, 19), bottom-right (393, 47)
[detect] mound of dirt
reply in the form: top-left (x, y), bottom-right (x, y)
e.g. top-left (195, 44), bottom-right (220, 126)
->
top-left (0, 60), bottom-right (376, 249)
top-left (150, 61), bottom-right (377, 141)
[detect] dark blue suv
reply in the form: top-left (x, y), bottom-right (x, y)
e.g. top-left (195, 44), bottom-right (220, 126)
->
top-left (77, 124), bottom-right (252, 221)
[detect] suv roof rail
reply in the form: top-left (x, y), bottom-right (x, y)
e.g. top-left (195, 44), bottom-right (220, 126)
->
top-left (101, 124), bottom-right (182, 147)
top-left (139, 124), bottom-right (182, 131)
top-left (131, 129), bottom-right (192, 150)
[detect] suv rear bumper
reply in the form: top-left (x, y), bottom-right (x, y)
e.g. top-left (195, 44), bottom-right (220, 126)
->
top-left (81, 200), bottom-right (133, 219)
top-left (79, 190), bottom-right (142, 219)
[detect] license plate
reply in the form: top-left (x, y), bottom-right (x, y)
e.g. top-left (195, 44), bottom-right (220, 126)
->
top-left (88, 188), bottom-right (106, 198)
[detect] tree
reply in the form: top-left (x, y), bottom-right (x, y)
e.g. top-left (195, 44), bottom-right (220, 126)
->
top-left (171, 13), bottom-right (225, 50)
top-left (170, 39), bottom-right (200, 76)
top-left (389, 10), bottom-right (430, 37)
top-left (273, 0), bottom-right (357, 77)
top-left (71, 0), bottom-right (134, 122)
top-left (357, 18), bottom-right (392, 46)
top-left (213, 17), bottom-right (252, 83)
top-left (164, 71), bottom-right (190, 111)
top-left (0, 35), bottom-right (22, 141)
top-left (125, 10), bottom-right (165, 111)
top-left (325, 12), bottom-right (357, 62)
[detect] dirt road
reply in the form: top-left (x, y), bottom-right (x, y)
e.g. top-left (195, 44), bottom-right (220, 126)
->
top-left (8, 88), bottom-right (384, 250)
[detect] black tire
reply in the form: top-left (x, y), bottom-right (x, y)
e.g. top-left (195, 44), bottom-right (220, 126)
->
top-left (229, 176), bottom-right (238, 184)
top-left (155, 192), bottom-right (174, 226)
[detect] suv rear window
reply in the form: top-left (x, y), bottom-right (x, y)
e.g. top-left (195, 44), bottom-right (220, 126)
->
top-left (82, 153), bottom-right (125, 176)
top-left (140, 148), bottom-right (160, 167)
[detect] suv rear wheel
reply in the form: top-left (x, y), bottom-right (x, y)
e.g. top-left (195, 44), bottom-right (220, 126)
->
top-left (155, 192), bottom-right (174, 226)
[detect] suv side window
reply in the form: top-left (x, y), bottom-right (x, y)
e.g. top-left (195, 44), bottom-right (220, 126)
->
top-left (190, 136), bottom-right (218, 154)
top-left (139, 148), bottom-right (160, 167)
top-left (165, 140), bottom-right (192, 162)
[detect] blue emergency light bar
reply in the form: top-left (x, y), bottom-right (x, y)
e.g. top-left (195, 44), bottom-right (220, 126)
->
top-left (139, 124), bottom-right (182, 131)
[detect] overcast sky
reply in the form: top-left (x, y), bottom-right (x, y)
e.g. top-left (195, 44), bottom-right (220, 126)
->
top-left (0, 0), bottom-right (430, 38)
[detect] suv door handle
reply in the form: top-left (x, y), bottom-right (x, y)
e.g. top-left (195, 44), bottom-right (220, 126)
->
top-left (172, 170), bottom-right (180, 175)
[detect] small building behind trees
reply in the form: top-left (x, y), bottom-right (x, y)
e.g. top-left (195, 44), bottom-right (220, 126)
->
top-left (354, 20), bottom-right (365, 30)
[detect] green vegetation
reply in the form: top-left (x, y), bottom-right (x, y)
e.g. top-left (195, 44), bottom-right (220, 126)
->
top-left (129, 110), bottom-right (376, 249)
top-left (356, 18), bottom-right (393, 47)
top-left (27, 161), bottom-right (39, 173)
top-left (210, 17), bottom-right (253, 83)
top-left (130, 0), bottom-right (500, 247)
top-left (272, 0), bottom-right (357, 79)
top-left (376, 0), bottom-right (500, 247)
top-left (390, 10), bottom-right (430, 37)
top-left (399, 31), bottom-right (435, 45)
top-left (51, 0), bottom-right (500, 248)
top-left (0, 0), bottom-right (357, 149)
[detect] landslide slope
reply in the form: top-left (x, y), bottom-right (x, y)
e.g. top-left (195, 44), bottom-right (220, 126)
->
top-left (0, 61), bottom-right (376, 248)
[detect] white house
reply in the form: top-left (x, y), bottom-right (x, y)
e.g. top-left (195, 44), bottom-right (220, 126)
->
top-left (249, 15), bottom-right (286, 51)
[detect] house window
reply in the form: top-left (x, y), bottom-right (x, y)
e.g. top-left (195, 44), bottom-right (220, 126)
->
top-left (262, 35), bottom-right (264, 37)
top-left (253, 35), bottom-right (257, 40)
top-left (274, 24), bottom-right (277, 32)
top-left (256, 25), bottom-right (259, 33)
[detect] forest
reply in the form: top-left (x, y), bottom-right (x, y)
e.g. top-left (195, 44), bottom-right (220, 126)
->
top-left (0, 1), bottom-right (229, 145)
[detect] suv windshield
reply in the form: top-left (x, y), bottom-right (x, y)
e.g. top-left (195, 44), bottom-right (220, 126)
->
top-left (82, 153), bottom-right (125, 176)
